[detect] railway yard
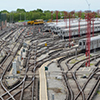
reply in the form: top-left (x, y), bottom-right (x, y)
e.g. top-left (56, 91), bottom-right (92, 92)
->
top-left (0, 18), bottom-right (100, 100)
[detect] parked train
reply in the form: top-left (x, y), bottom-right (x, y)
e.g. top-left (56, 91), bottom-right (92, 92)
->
top-left (58, 24), bottom-right (100, 38)
top-left (52, 21), bottom-right (100, 34)
top-left (43, 19), bottom-right (100, 38)
top-left (79, 35), bottom-right (100, 51)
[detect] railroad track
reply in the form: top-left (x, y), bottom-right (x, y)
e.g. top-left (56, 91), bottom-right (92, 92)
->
top-left (57, 52), bottom-right (100, 100)
top-left (0, 27), bottom-right (28, 100)
top-left (0, 24), bottom-right (100, 100)
top-left (0, 28), bottom-right (41, 100)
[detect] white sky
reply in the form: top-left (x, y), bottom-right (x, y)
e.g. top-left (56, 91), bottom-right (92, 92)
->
top-left (0, 0), bottom-right (100, 12)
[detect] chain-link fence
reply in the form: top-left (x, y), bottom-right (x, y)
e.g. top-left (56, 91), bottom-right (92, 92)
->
top-left (0, 13), bottom-right (7, 30)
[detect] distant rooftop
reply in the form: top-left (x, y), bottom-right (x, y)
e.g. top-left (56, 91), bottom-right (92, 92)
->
top-left (85, 10), bottom-right (91, 13)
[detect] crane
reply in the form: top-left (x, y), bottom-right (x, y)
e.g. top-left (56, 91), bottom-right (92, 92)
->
top-left (85, 0), bottom-right (90, 10)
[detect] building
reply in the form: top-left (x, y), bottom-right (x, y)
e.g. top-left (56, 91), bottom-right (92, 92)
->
top-left (85, 10), bottom-right (91, 13)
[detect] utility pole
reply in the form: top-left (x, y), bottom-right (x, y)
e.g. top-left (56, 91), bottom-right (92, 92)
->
top-left (25, 13), bottom-right (26, 20)
top-left (85, 13), bottom-right (92, 67)
top-left (20, 13), bottom-right (21, 21)
top-left (71, 11), bottom-right (75, 23)
top-left (68, 12), bottom-right (71, 46)
top-left (64, 11), bottom-right (68, 28)
top-left (97, 10), bottom-right (100, 21)
top-left (56, 11), bottom-right (59, 25)
top-left (10, 14), bottom-right (11, 23)
top-left (12, 13), bottom-right (13, 23)
top-left (78, 11), bottom-right (82, 37)
top-left (91, 12), bottom-right (95, 37)
top-left (51, 11), bottom-right (53, 22)
top-left (68, 11), bottom-right (74, 46)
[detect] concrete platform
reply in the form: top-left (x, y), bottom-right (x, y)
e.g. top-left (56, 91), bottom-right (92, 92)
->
top-left (39, 63), bottom-right (48, 100)
top-left (46, 62), bottom-right (66, 100)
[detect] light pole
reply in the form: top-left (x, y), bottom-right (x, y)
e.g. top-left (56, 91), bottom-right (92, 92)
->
top-left (20, 13), bottom-right (21, 21)
top-left (25, 13), bottom-right (26, 21)
top-left (12, 13), bottom-right (13, 23)
top-left (10, 14), bottom-right (11, 23)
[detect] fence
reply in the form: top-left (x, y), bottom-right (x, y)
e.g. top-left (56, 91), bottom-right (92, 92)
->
top-left (0, 13), bottom-right (7, 30)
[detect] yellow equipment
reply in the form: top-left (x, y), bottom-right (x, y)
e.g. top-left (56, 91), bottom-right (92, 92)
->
top-left (45, 43), bottom-right (47, 47)
top-left (17, 71), bottom-right (20, 74)
top-left (34, 19), bottom-right (44, 25)
top-left (27, 19), bottom-right (44, 25)
top-left (27, 21), bottom-right (31, 25)
top-left (27, 21), bottom-right (34, 25)
top-left (31, 21), bottom-right (34, 25)
top-left (47, 19), bottom-right (52, 23)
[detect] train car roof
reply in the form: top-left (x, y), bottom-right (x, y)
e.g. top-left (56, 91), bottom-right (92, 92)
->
top-left (60, 24), bottom-right (100, 32)
top-left (52, 21), bottom-right (100, 28)
top-left (61, 26), bottom-right (87, 32)
top-left (80, 35), bottom-right (100, 41)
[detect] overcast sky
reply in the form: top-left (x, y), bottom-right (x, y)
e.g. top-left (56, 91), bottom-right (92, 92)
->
top-left (0, 0), bottom-right (100, 12)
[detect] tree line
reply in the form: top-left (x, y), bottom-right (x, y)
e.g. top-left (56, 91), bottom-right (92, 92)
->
top-left (0, 9), bottom-right (99, 22)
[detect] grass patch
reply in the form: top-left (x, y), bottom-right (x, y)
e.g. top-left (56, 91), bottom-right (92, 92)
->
top-left (70, 59), bottom-right (78, 64)
top-left (79, 56), bottom-right (86, 59)
top-left (70, 56), bottom-right (86, 64)
top-left (97, 91), bottom-right (100, 94)
top-left (90, 63), bottom-right (94, 66)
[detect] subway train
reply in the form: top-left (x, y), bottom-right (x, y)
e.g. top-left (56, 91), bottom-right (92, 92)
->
top-left (52, 21), bottom-right (100, 34)
top-left (58, 24), bottom-right (100, 38)
top-left (79, 35), bottom-right (100, 51)
top-left (43, 19), bottom-right (100, 38)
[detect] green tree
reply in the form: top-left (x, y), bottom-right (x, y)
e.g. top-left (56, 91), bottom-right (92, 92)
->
top-left (17, 9), bottom-right (26, 13)
top-left (37, 9), bottom-right (43, 13)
